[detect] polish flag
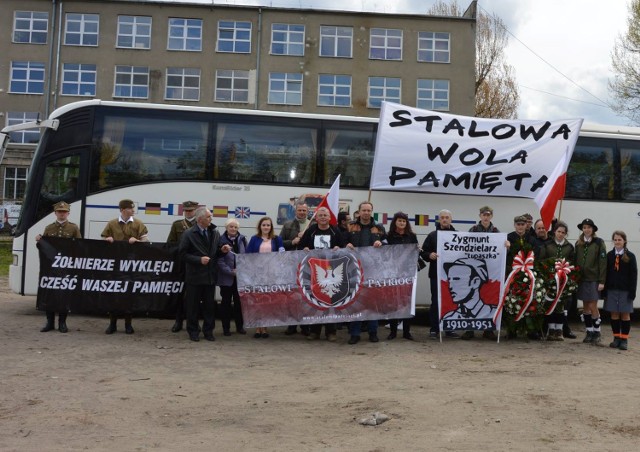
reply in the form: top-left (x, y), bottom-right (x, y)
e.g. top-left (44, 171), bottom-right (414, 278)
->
top-left (316, 175), bottom-right (341, 225)
top-left (534, 146), bottom-right (571, 230)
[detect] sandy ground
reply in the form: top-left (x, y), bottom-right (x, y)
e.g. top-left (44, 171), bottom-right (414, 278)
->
top-left (1, 276), bottom-right (639, 452)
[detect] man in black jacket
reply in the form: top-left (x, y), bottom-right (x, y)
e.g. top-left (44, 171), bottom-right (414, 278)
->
top-left (422, 209), bottom-right (458, 339)
top-left (179, 207), bottom-right (230, 342)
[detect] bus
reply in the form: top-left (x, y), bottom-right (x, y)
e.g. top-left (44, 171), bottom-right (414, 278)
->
top-left (5, 100), bottom-right (640, 306)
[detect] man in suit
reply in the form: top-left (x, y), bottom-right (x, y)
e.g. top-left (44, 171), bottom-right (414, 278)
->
top-left (179, 207), bottom-right (230, 342)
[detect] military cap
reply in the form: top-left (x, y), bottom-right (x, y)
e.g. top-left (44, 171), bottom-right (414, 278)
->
top-left (182, 200), bottom-right (199, 210)
top-left (118, 199), bottom-right (135, 209)
top-left (479, 206), bottom-right (493, 214)
top-left (514, 215), bottom-right (527, 224)
top-left (522, 213), bottom-right (533, 221)
top-left (53, 201), bottom-right (70, 212)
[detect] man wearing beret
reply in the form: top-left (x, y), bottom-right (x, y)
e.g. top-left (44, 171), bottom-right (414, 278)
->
top-left (35, 201), bottom-right (82, 333)
top-left (101, 199), bottom-right (149, 335)
top-left (166, 201), bottom-right (199, 333)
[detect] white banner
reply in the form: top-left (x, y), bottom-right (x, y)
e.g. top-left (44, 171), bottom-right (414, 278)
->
top-left (371, 102), bottom-right (582, 202)
top-left (436, 231), bottom-right (507, 332)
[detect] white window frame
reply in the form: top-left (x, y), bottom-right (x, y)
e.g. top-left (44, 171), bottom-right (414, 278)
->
top-left (215, 70), bottom-right (250, 103)
top-left (6, 112), bottom-right (40, 144)
top-left (114, 66), bottom-right (149, 99)
top-left (216, 20), bottom-right (252, 53)
top-left (270, 24), bottom-right (305, 56)
top-left (369, 28), bottom-right (403, 61)
top-left (417, 79), bottom-right (450, 111)
top-left (64, 13), bottom-right (99, 46)
top-left (268, 72), bottom-right (303, 105)
top-left (13, 11), bottom-right (48, 44)
top-left (418, 32), bottom-right (451, 63)
top-left (61, 63), bottom-right (97, 97)
top-left (116, 15), bottom-right (152, 49)
top-left (319, 26), bottom-right (352, 58)
top-left (167, 18), bottom-right (202, 51)
top-left (318, 74), bottom-right (351, 107)
top-left (9, 61), bottom-right (45, 94)
top-left (165, 67), bottom-right (201, 101)
top-left (367, 77), bottom-right (401, 108)
top-left (3, 167), bottom-right (29, 200)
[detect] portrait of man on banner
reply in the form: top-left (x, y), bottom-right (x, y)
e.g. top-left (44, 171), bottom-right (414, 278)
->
top-left (437, 231), bottom-right (507, 333)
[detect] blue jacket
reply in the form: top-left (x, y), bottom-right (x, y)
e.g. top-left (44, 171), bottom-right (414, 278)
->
top-left (246, 235), bottom-right (284, 253)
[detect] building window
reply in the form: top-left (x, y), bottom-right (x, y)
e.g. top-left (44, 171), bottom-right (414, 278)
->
top-left (369, 28), bottom-right (402, 60)
top-left (13, 11), bottom-right (48, 44)
top-left (117, 15), bottom-right (151, 49)
top-left (6, 112), bottom-right (40, 144)
top-left (168, 18), bottom-right (202, 51)
top-left (217, 21), bottom-right (251, 53)
top-left (368, 77), bottom-right (401, 108)
top-left (418, 32), bottom-right (450, 63)
top-left (61, 63), bottom-right (97, 96)
top-left (4, 167), bottom-right (29, 200)
top-left (318, 74), bottom-right (351, 107)
top-left (64, 13), bottom-right (99, 46)
top-left (268, 73), bottom-right (302, 105)
top-left (271, 24), bottom-right (305, 56)
top-left (417, 79), bottom-right (449, 110)
top-left (215, 70), bottom-right (249, 102)
top-left (319, 26), bottom-right (352, 58)
top-left (114, 66), bottom-right (149, 99)
top-left (165, 67), bottom-right (200, 101)
top-left (9, 61), bottom-right (45, 94)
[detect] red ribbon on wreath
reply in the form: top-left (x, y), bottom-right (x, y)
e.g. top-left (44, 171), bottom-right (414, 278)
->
top-left (544, 258), bottom-right (574, 315)
top-left (494, 250), bottom-right (535, 323)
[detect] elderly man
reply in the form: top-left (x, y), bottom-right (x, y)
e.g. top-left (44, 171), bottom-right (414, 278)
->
top-left (422, 209), bottom-right (458, 339)
top-left (166, 200), bottom-right (199, 333)
top-left (179, 207), bottom-right (230, 342)
top-left (35, 201), bottom-right (82, 333)
top-left (102, 199), bottom-right (148, 335)
top-left (280, 200), bottom-right (310, 336)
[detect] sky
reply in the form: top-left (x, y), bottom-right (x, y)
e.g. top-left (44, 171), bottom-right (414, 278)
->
top-left (168, 0), bottom-right (631, 126)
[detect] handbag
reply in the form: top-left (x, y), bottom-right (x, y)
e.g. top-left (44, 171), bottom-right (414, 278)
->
top-left (417, 255), bottom-right (427, 271)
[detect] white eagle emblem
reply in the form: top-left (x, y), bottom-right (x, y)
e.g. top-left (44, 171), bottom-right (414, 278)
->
top-left (314, 263), bottom-right (344, 297)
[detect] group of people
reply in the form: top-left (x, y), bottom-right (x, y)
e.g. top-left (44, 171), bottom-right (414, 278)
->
top-left (35, 198), bottom-right (637, 350)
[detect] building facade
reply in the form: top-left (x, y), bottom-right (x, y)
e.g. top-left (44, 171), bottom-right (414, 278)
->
top-left (0, 0), bottom-right (477, 204)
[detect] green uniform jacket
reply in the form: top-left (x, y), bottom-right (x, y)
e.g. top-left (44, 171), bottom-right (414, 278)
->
top-left (166, 218), bottom-right (196, 245)
top-left (42, 221), bottom-right (81, 239)
top-left (575, 237), bottom-right (607, 283)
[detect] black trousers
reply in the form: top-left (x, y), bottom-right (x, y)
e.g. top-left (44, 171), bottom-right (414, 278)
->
top-left (185, 284), bottom-right (215, 336)
top-left (220, 280), bottom-right (243, 332)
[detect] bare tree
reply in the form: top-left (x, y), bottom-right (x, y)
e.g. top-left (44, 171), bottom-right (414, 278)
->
top-left (609, 0), bottom-right (640, 124)
top-left (428, 0), bottom-right (520, 118)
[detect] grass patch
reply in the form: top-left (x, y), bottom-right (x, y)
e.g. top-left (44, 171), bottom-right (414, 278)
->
top-left (0, 241), bottom-right (12, 277)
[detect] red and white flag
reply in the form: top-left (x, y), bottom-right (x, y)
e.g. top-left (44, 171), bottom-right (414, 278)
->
top-left (316, 174), bottom-right (340, 225)
top-left (533, 145), bottom-right (571, 230)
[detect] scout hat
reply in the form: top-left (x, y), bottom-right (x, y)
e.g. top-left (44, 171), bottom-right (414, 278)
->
top-left (577, 218), bottom-right (598, 232)
top-left (53, 201), bottom-right (70, 212)
top-left (183, 200), bottom-right (199, 211)
top-left (118, 199), bottom-right (135, 209)
top-left (479, 206), bottom-right (493, 214)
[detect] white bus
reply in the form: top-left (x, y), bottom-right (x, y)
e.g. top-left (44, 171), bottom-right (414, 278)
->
top-left (5, 100), bottom-right (640, 306)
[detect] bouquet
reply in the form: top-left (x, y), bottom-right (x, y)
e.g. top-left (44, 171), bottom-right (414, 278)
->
top-left (537, 257), bottom-right (580, 314)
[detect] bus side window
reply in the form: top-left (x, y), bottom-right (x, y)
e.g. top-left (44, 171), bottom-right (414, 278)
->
top-left (36, 155), bottom-right (81, 221)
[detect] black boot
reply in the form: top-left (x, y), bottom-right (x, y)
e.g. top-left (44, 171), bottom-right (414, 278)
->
top-left (58, 313), bottom-right (68, 333)
top-left (563, 318), bottom-right (576, 339)
top-left (105, 316), bottom-right (118, 334)
top-left (171, 320), bottom-right (183, 333)
top-left (40, 312), bottom-right (55, 332)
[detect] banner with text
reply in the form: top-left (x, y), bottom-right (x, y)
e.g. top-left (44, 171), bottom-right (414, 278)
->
top-left (436, 231), bottom-right (507, 332)
top-left (37, 237), bottom-right (183, 316)
top-left (236, 244), bottom-right (418, 328)
top-left (371, 102), bottom-right (582, 223)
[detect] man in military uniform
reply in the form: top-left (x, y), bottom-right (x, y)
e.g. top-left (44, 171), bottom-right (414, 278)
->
top-left (166, 200), bottom-right (198, 332)
top-left (35, 201), bottom-right (82, 333)
top-left (101, 199), bottom-right (149, 335)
